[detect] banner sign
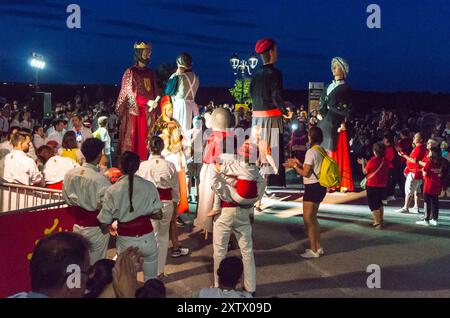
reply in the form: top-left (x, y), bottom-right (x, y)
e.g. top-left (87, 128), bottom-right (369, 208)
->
top-left (0, 207), bottom-right (78, 297)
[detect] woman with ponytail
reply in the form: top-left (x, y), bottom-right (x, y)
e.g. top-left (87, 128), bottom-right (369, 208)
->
top-left (98, 151), bottom-right (163, 281)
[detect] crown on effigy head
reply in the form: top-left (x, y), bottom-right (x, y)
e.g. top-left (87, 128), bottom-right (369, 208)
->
top-left (134, 42), bottom-right (151, 49)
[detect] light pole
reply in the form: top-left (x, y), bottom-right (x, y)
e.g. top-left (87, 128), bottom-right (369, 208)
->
top-left (229, 53), bottom-right (258, 104)
top-left (29, 52), bottom-right (46, 92)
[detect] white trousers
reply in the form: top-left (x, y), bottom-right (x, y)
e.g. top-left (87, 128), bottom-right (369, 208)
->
top-left (213, 207), bottom-right (256, 293)
top-left (151, 200), bottom-right (174, 276)
top-left (117, 232), bottom-right (158, 282)
top-left (73, 225), bottom-right (109, 265)
top-left (405, 172), bottom-right (422, 198)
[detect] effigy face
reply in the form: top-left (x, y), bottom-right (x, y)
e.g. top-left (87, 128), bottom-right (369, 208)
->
top-left (160, 121), bottom-right (182, 154)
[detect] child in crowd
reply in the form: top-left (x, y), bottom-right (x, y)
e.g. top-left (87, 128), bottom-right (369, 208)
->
top-left (416, 148), bottom-right (444, 226)
top-left (193, 256), bottom-right (253, 298)
top-left (208, 141), bottom-right (264, 220)
top-left (93, 116), bottom-right (112, 168)
top-left (59, 131), bottom-right (84, 164)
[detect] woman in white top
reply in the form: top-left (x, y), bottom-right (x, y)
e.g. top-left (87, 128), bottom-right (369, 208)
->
top-left (284, 126), bottom-right (326, 259)
top-left (98, 151), bottom-right (163, 281)
top-left (20, 111), bottom-right (33, 130)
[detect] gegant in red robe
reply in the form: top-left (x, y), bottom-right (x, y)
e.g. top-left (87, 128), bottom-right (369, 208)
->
top-left (116, 42), bottom-right (160, 161)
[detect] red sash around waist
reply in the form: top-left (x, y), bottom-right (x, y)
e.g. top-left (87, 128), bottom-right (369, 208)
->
top-left (221, 200), bottom-right (239, 208)
top-left (67, 206), bottom-right (100, 227)
top-left (47, 181), bottom-right (63, 190)
top-left (236, 179), bottom-right (258, 198)
top-left (118, 216), bottom-right (153, 237)
top-left (157, 188), bottom-right (172, 201)
top-left (252, 108), bottom-right (282, 117)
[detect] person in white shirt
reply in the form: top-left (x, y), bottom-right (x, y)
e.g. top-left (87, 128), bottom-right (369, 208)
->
top-left (137, 136), bottom-right (181, 277)
top-left (211, 144), bottom-right (262, 295)
top-left (36, 145), bottom-right (79, 190)
top-left (46, 119), bottom-right (66, 148)
top-left (71, 113), bottom-right (93, 146)
top-left (33, 126), bottom-right (46, 150)
top-left (210, 142), bottom-right (265, 217)
top-left (63, 138), bottom-right (112, 265)
top-left (98, 151), bottom-right (163, 281)
top-left (93, 116), bottom-right (112, 168)
top-left (10, 111), bottom-right (20, 128)
top-left (0, 108), bottom-right (9, 141)
top-left (283, 126), bottom-right (327, 259)
top-left (3, 131), bottom-right (44, 186)
top-left (0, 126), bottom-right (19, 160)
top-left (193, 256), bottom-right (253, 298)
top-left (20, 111), bottom-right (33, 130)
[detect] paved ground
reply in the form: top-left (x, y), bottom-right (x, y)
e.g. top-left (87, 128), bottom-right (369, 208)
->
top-left (155, 187), bottom-right (450, 298)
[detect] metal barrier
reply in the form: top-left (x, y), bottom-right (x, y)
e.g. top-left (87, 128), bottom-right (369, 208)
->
top-left (0, 182), bottom-right (66, 213)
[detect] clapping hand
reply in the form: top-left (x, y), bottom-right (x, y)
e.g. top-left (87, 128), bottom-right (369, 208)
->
top-left (283, 158), bottom-right (300, 169)
top-left (357, 158), bottom-right (366, 165)
top-left (112, 247), bottom-right (142, 298)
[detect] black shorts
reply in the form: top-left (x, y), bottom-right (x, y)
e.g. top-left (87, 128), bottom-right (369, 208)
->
top-left (366, 186), bottom-right (385, 211)
top-left (303, 183), bottom-right (327, 203)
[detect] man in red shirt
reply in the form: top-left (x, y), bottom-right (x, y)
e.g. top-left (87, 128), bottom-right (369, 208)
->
top-left (396, 133), bottom-right (427, 213)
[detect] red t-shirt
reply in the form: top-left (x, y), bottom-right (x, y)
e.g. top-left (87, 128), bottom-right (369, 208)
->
top-left (366, 156), bottom-right (389, 188)
top-left (423, 161), bottom-right (443, 195)
top-left (385, 145), bottom-right (395, 169)
top-left (405, 144), bottom-right (427, 179)
top-left (396, 138), bottom-right (412, 164)
top-left (203, 131), bottom-right (234, 164)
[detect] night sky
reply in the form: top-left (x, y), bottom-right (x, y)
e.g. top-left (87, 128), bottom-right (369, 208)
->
top-left (0, 0), bottom-right (449, 92)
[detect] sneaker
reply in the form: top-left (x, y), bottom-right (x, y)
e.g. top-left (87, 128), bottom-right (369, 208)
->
top-left (386, 195), bottom-right (396, 202)
top-left (396, 207), bottom-right (409, 213)
top-left (301, 249), bottom-right (320, 259)
top-left (411, 207), bottom-right (420, 214)
top-left (317, 247), bottom-right (324, 255)
top-left (429, 220), bottom-right (438, 226)
top-left (176, 217), bottom-right (185, 226)
top-left (415, 220), bottom-right (429, 226)
top-left (373, 223), bottom-right (383, 230)
top-left (171, 247), bottom-right (189, 257)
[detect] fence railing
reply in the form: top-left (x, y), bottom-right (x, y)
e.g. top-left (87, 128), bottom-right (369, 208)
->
top-left (0, 181), bottom-right (66, 213)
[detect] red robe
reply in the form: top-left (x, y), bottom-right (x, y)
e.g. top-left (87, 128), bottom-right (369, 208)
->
top-left (116, 65), bottom-right (160, 161)
top-left (331, 130), bottom-right (354, 192)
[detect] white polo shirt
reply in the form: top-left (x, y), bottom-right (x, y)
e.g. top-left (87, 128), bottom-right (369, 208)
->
top-left (63, 163), bottom-right (111, 211)
top-left (44, 155), bottom-right (79, 185)
top-left (3, 150), bottom-right (44, 186)
top-left (137, 155), bottom-right (180, 203)
top-left (98, 175), bottom-right (163, 224)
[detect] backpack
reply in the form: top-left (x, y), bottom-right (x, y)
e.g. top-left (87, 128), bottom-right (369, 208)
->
top-left (311, 146), bottom-right (341, 188)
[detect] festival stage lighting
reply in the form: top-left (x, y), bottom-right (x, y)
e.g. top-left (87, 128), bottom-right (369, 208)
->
top-left (30, 53), bottom-right (46, 70)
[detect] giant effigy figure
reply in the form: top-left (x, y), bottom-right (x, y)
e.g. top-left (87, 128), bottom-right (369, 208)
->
top-left (317, 57), bottom-right (352, 155)
top-left (116, 41), bottom-right (160, 161)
